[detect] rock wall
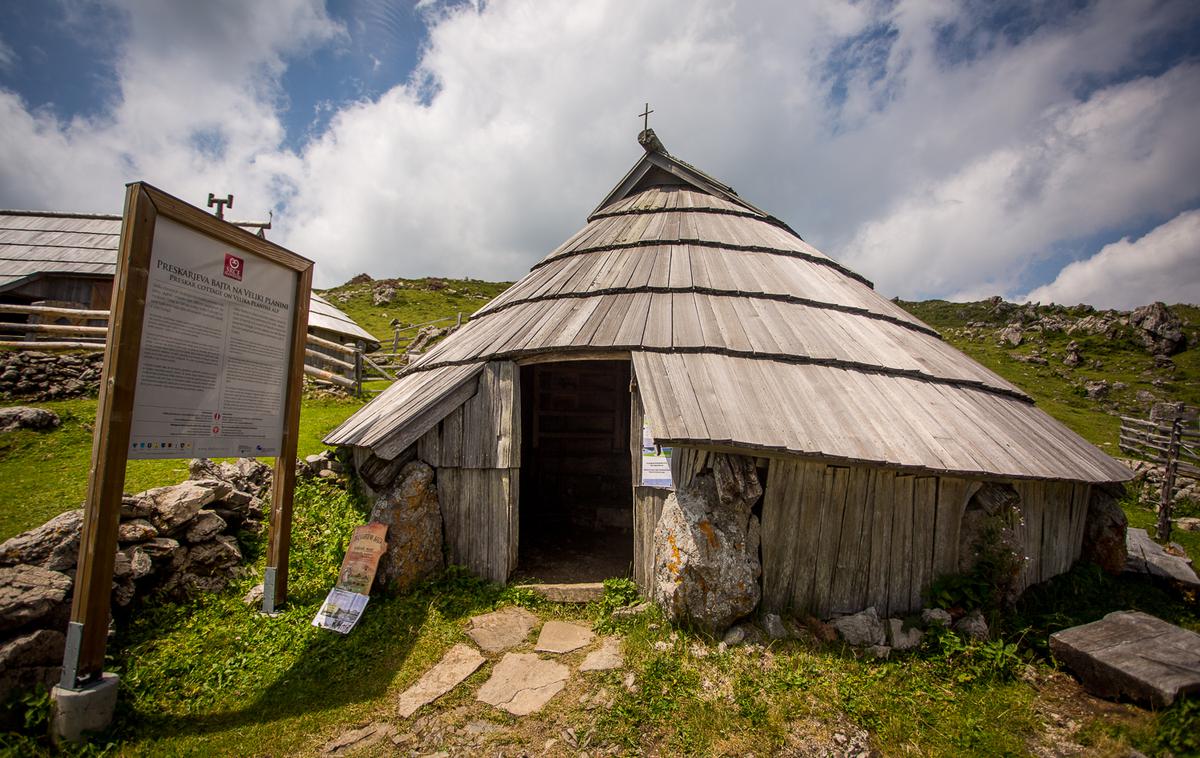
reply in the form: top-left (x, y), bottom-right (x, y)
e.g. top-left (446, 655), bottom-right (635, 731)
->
top-left (0, 351), bottom-right (103, 401)
top-left (0, 458), bottom-right (269, 703)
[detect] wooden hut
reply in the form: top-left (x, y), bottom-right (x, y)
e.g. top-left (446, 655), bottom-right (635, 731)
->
top-left (0, 209), bottom-right (380, 357)
top-left (325, 131), bottom-right (1130, 617)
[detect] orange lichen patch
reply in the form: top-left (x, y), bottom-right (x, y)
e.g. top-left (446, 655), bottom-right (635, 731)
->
top-left (697, 520), bottom-right (719, 549)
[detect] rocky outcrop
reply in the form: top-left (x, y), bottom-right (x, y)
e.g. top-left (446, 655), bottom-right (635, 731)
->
top-left (1081, 485), bottom-right (1128, 574)
top-left (651, 454), bottom-right (763, 634)
top-left (367, 461), bottom-right (443, 592)
top-left (0, 459), bottom-right (269, 702)
top-left (0, 406), bottom-right (61, 432)
top-left (0, 351), bottom-right (103, 401)
top-left (1129, 302), bottom-right (1185, 356)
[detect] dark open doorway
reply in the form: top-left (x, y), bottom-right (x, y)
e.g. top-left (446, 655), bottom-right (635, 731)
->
top-left (516, 360), bottom-right (633, 583)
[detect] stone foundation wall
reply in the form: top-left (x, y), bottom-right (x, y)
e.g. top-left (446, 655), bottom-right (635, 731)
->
top-left (0, 351), bottom-right (103, 401)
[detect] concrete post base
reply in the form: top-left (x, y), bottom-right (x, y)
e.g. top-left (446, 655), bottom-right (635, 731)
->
top-left (50, 672), bottom-right (119, 744)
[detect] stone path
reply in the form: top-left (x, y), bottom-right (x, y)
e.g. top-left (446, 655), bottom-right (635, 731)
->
top-left (465, 606), bottom-right (538, 652)
top-left (1050, 610), bottom-right (1200, 707)
top-left (396, 644), bottom-right (485, 717)
top-left (475, 652), bottom-right (570, 716)
top-left (580, 637), bottom-right (623, 671)
top-left (534, 620), bottom-right (593, 654)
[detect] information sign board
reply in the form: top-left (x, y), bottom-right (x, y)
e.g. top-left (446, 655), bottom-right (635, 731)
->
top-left (127, 217), bottom-right (297, 458)
top-left (641, 421), bottom-right (674, 488)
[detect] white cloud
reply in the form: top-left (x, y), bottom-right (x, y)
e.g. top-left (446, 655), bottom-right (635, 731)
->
top-left (1, 0), bottom-right (1198, 303)
top-left (0, 36), bottom-right (15, 72)
top-left (1021, 210), bottom-right (1200, 308)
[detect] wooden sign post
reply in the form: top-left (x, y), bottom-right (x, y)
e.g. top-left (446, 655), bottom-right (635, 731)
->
top-left (54, 182), bottom-right (312, 737)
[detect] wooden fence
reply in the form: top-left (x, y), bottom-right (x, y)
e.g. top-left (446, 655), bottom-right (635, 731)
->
top-left (0, 302), bottom-right (382, 396)
top-left (1119, 412), bottom-right (1200, 540)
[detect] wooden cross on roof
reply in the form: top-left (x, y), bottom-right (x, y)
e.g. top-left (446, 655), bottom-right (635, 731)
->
top-left (640, 102), bottom-right (654, 132)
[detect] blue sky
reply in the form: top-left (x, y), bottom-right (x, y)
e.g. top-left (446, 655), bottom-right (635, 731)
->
top-left (0, 0), bottom-right (1197, 307)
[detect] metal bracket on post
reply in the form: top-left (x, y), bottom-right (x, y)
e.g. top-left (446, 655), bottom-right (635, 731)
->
top-left (58, 621), bottom-right (85, 690)
top-left (261, 566), bottom-right (278, 616)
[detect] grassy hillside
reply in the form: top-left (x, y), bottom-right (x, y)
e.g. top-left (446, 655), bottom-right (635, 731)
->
top-left (896, 299), bottom-right (1200, 449)
top-left (317, 276), bottom-right (511, 349)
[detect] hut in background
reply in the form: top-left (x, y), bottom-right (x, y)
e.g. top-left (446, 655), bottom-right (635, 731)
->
top-left (326, 130), bottom-right (1129, 622)
top-left (0, 209), bottom-right (380, 355)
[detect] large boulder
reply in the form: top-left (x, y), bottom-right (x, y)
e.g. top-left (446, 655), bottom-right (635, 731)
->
top-left (1129, 302), bottom-right (1185, 356)
top-left (0, 564), bottom-right (72, 634)
top-left (1082, 485), bottom-right (1128, 574)
top-left (0, 509), bottom-right (83, 571)
top-left (368, 461), bottom-right (444, 592)
top-left (0, 629), bottom-right (65, 703)
top-left (0, 406), bottom-right (60, 432)
top-left (651, 454), bottom-right (763, 634)
top-left (144, 481), bottom-right (218, 533)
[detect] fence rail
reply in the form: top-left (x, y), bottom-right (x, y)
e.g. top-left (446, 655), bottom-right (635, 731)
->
top-left (1119, 411), bottom-right (1199, 540)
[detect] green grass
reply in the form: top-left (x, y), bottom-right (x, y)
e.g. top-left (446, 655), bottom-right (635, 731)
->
top-left (317, 277), bottom-right (510, 349)
top-left (0, 395), bottom-right (364, 540)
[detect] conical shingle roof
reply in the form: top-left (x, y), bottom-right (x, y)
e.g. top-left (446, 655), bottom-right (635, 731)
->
top-left (326, 136), bottom-right (1129, 484)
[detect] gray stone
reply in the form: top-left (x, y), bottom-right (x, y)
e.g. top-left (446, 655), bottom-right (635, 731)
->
top-left (0, 564), bottom-right (72, 634)
top-left (242, 583), bottom-right (265, 607)
top-left (1129, 302), bottom-right (1185, 356)
top-left (117, 518), bottom-right (158, 544)
top-left (1049, 611), bottom-right (1200, 707)
top-left (466, 606), bottom-right (539, 652)
top-left (580, 637), bottom-right (623, 672)
top-left (138, 537), bottom-right (181, 560)
top-left (1125, 528), bottom-right (1199, 590)
top-left (0, 406), bottom-right (60, 432)
top-left (320, 722), bottom-right (398, 756)
top-left (476, 652), bottom-right (569, 716)
top-left (183, 510), bottom-right (227, 544)
top-left (999, 324), bottom-right (1023, 346)
top-left (651, 454), bottom-right (763, 634)
top-left (0, 509), bottom-right (83, 571)
top-left (124, 547), bottom-right (154, 580)
top-left (145, 482), bottom-right (217, 533)
top-left (921, 608), bottom-right (953, 627)
top-left (120, 494), bottom-right (153, 519)
top-left (367, 461), bottom-right (443, 591)
top-left (612, 601), bottom-right (651, 618)
top-left (868, 645), bottom-right (891, 660)
top-left (954, 609), bottom-right (989, 641)
top-left (183, 535), bottom-right (242, 575)
top-left (722, 625), bottom-right (746, 646)
top-left (396, 643), bottom-right (486, 718)
top-left (830, 607), bottom-right (885, 647)
top-left (1177, 517), bottom-right (1200, 532)
top-left (761, 613), bottom-right (789, 640)
top-left (534, 620), bottom-right (594, 654)
top-left (1082, 486), bottom-right (1128, 574)
top-left (0, 629), bottom-right (66, 669)
top-left (524, 582), bottom-right (604, 603)
top-left (51, 673), bottom-right (120, 745)
top-left (884, 619), bottom-right (923, 650)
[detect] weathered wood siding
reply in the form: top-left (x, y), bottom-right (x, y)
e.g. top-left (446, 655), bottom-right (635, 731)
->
top-left (761, 459), bottom-right (1090, 617)
top-left (632, 485), bottom-right (669, 593)
top-left (407, 361), bottom-right (522, 583)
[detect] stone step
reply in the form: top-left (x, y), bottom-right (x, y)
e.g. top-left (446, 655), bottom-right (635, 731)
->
top-left (521, 582), bottom-right (604, 603)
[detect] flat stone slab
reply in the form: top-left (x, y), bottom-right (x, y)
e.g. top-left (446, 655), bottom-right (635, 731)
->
top-left (1049, 610), bottom-right (1200, 708)
top-left (523, 582), bottom-right (604, 603)
top-left (396, 643), bottom-right (486, 717)
top-left (534, 620), bottom-right (594, 654)
top-left (465, 607), bottom-right (538, 653)
top-left (476, 652), bottom-right (569, 716)
top-left (580, 637), bottom-right (623, 672)
top-left (320, 722), bottom-right (398, 755)
top-left (1125, 528), bottom-right (1200, 590)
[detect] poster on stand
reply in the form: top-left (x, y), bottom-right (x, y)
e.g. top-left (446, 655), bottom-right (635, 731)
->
top-left (128, 216), bottom-right (298, 459)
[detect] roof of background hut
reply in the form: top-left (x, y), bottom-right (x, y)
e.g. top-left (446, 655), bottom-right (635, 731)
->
top-left (324, 132), bottom-right (1130, 483)
top-left (0, 209), bottom-right (379, 348)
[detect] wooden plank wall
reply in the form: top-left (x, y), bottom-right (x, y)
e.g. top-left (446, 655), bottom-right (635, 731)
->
top-left (1010, 481), bottom-right (1091, 592)
top-left (632, 485), bottom-right (669, 593)
top-left (760, 459), bottom-right (1088, 617)
top-left (409, 361), bottom-right (522, 583)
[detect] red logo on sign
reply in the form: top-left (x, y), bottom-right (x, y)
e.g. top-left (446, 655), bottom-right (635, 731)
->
top-left (224, 253), bottom-right (244, 281)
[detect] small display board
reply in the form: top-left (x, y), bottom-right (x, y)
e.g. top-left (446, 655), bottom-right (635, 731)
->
top-left (313, 523), bottom-right (389, 634)
top-left (128, 216), bottom-right (298, 459)
top-left (641, 421), bottom-right (674, 489)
